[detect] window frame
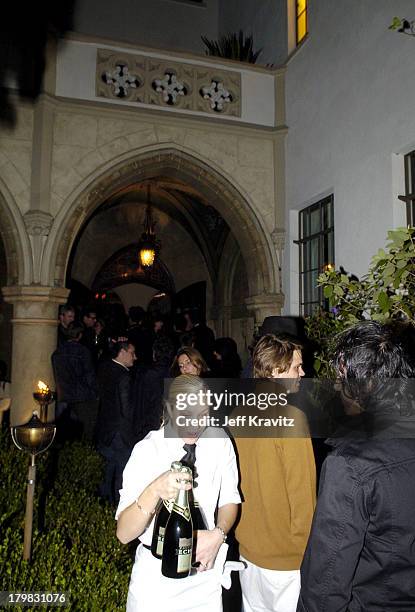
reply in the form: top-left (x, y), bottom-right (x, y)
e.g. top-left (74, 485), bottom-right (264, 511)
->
top-left (403, 151), bottom-right (415, 226)
top-left (297, 195), bottom-right (334, 316)
top-left (296, 0), bottom-right (308, 46)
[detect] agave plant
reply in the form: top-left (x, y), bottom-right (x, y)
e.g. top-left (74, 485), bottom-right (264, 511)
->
top-left (201, 31), bottom-right (262, 64)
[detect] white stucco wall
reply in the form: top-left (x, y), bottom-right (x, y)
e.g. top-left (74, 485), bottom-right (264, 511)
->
top-left (55, 38), bottom-right (276, 127)
top-left (219, 0), bottom-right (288, 66)
top-left (73, 0), bottom-right (219, 55)
top-left (285, 0), bottom-right (415, 314)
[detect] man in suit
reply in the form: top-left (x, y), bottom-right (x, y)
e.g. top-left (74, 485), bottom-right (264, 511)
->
top-left (96, 340), bottom-right (136, 505)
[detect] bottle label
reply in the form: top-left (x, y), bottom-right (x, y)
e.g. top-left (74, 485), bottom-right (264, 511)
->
top-left (172, 504), bottom-right (191, 522)
top-left (164, 499), bottom-right (173, 512)
top-left (176, 537), bottom-right (192, 573)
top-left (156, 526), bottom-right (165, 557)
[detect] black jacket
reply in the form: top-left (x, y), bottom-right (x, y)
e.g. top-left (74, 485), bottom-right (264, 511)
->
top-left (52, 341), bottom-right (97, 403)
top-left (96, 360), bottom-right (135, 448)
top-left (132, 364), bottom-right (168, 442)
top-left (297, 435), bottom-right (415, 612)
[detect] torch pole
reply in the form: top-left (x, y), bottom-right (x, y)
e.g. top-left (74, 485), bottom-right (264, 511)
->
top-left (23, 454), bottom-right (36, 561)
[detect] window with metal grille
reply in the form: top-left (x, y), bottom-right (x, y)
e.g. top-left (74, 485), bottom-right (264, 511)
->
top-left (297, 195), bottom-right (334, 315)
top-left (401, 151), bottom-right (415, 226)
top-left (296, 0), bottom-right (308, 45)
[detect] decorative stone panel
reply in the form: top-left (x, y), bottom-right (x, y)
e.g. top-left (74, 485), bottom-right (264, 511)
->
top-left (96, 49), bottom-right (240, 117)
top-left (96, 50), bottom-right (146, 103)
top-left (196, 69), bottom-right (240, 116)
top-left (148, 59), bottom-right (193, 110)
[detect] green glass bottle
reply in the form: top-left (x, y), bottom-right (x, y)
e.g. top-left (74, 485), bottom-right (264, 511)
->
top-left (161, 466), bottom-right (193, 578)
top-left (151, 461), bottom-right (182, 559)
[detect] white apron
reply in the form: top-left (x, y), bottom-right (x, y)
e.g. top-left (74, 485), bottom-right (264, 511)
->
top-left (126, 543), bottom-right (230, 612)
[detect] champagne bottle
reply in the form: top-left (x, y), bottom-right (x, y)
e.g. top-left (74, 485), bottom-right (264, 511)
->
top-left (151, 461), bottom-right (182, 559)
top-left (161, 466), bottom-right (193, 578)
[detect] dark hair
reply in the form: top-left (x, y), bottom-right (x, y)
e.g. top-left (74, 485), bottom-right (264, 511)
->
top-left (332, 321), bottom-right (415, 416)
top-left (253, 334), bottom-right (302, 378)
top-left (63, 322), bottom-right (84, 341)
top-left (82, 307), bottom-right (97, 318)
top-left (59, 304), bottom-right (75, 316)
top-left (153, 335), bottom-right (175, 366)
top-left (332, 321), bottom-right (414, 379)
top-left (108, 340), bottom-right (130, 359)
top-left (174, 314), bottom-right (187, 332)
top-left (187, 307), bottom-right (202, 326)
top-left (213, 337), bottom-right (242, 377)
top-left (129, 306), bottom-right (146, 323)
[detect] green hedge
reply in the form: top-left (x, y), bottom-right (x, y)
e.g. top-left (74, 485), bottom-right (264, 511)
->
top-left (0, 428), bottom-right (133, 611)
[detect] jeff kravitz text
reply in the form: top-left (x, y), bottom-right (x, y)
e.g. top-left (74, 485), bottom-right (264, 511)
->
top-left (175, 415), bottom-right (296, 428)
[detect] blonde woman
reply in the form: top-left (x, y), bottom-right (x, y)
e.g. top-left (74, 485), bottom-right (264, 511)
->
top-left (116, 375), bottom-right (240, 612)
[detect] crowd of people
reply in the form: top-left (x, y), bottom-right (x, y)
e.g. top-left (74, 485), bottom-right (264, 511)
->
top-left (51, 303), bottom-right (241, 504)
top-left (50, 303), bottom-right (415, 612)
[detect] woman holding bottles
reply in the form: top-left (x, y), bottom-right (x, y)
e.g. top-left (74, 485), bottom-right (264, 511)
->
top-left (116, 375), bottom-right (241, 612)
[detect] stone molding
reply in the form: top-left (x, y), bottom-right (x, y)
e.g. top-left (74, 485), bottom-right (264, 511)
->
top-left (96, 49), bottom-right (241, 117)
top-left (2, 285), bottom-right (68, 425)
top-left (245, 292), bottom-right (284, 327)
top-left (271, 227), bottom-right (286, 292)
top-left (50, 148), bottom-right (277, 298)
top-left (23, 211), bottom-right (54, 284)
top-left (24, 210), bottom-right (53, 236)
top-left (2, 285), bottom-right (69, 314)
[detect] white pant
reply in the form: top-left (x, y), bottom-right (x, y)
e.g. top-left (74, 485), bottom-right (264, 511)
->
top-left (240, 556), bottom-right (300, 612)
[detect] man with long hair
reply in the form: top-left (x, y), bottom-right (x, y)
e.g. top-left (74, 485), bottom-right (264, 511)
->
top-left (236, 334), bottom-right (316, 612)
top-left (297, 321), bottom-right (415, 611)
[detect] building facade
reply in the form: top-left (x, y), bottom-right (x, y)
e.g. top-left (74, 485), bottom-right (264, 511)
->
top-left (1, 0), bottom-right (415, 422)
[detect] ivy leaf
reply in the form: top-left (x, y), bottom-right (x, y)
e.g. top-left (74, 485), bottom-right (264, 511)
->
top-left (396, 259), bottom-right (408, 269)
top-left (378, 291), bottom-right (390, 313)
top-left (324, 285), bottom-right (333, 298)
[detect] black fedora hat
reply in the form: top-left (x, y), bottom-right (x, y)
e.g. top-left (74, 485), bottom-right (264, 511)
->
top-left (258, 316), bottom-right (306, 342)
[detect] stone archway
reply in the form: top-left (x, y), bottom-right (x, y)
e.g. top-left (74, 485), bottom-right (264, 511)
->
top-left (0, 185), bottom-right (70, 425)
top-left (43, 147), bottom-right (281, 314)
top-left (0, 183), bottom-right (31, 285)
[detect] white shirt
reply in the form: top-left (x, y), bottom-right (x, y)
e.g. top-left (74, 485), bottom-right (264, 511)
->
top-left (116, 427), bottom-right (241, 545)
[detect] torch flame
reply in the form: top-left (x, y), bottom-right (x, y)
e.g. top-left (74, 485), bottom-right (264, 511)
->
top-left (37, 380), bottom-right (49, 393)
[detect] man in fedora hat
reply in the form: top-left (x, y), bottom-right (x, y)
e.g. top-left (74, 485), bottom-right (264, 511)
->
top-left (236, 333), bottom-right (316, 612)
top-left (241, 316), bottom-right (308, 378)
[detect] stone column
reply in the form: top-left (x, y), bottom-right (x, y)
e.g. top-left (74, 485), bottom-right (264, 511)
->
top-left (211, 304), bottom-right (233, 338)
top-left (245, 293), bottom-right (284, 331)
top-left (2, 285), bottom-right (69, 425)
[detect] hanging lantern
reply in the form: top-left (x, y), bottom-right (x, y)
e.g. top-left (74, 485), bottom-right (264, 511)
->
top-left (138, 183), bottom-right (161, 268)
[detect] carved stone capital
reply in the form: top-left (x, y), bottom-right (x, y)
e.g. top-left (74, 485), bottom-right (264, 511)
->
top-left (245, 293), bottom-right (284, 327)
top-left (24, 210), bottom-right (54, 237)
top-left (23, 211), bottom-right (54, 283)
top-left (271, 227), bottom-right (286, 253)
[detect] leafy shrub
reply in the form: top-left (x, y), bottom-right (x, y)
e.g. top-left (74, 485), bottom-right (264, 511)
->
top-left (306, 227), bottom-right (415, 377)
top-left (0, 428), bottom-right (132, 611)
